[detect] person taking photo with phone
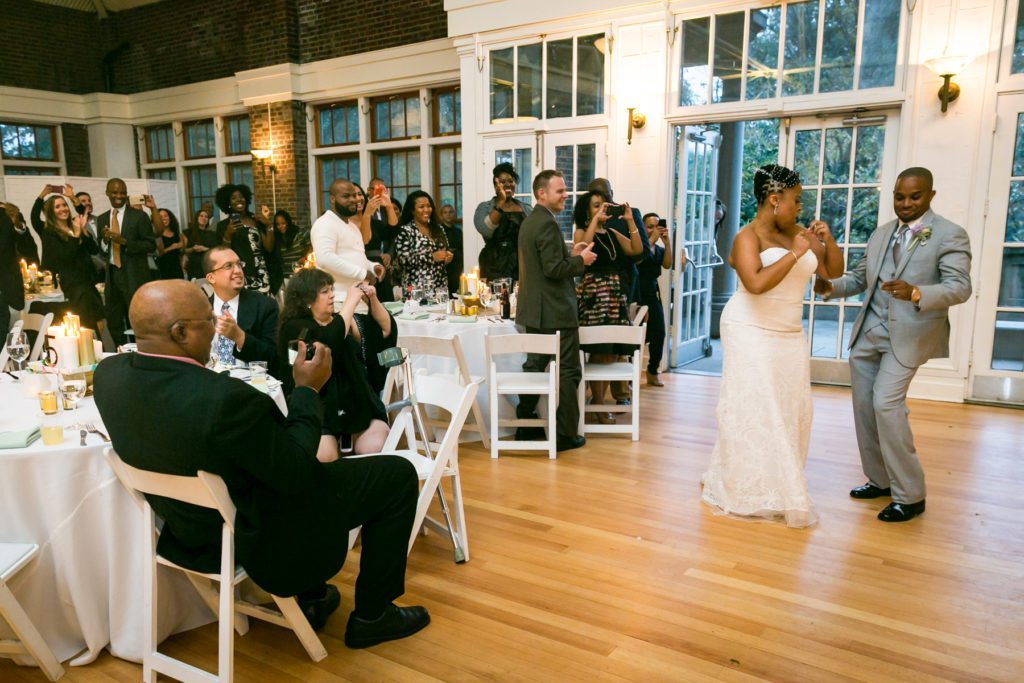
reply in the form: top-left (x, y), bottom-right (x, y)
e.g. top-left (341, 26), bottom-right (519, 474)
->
top-left (215, 183), bottom-right (274, 295)
top-left (638, 214), bottom-right (679, 386)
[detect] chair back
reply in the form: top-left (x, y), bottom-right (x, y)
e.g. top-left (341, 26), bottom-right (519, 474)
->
top-left (579, 324), bottom-right (646, 347)
top-left (631, 305), bottom-right (649, 327)
top-left (382, 374), bottom-right (477, 457)
top-left (485, 331), bottom-right (559, 358)
top-left (398, 334), bottom-right (473, 384)
top-left (20, 312), bottom-right (54, 362)
top-left (192, 278), bottom-right (214, 298)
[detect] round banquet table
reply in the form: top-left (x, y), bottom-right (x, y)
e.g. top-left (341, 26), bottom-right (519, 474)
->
top-left (394, 315), bottom-right (527, 438)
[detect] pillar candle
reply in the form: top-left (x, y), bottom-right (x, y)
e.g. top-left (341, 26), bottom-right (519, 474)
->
top-left (93, 340), bottom-right (103, 360)
top-left (77, 328), bottom-right (96, 365)
top-left (54, 334), bottom-right (80, 371)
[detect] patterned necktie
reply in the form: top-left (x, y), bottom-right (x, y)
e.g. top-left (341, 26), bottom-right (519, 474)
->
top-left (213, 302), bottom-right (235, 364)
top-left (892, 224), bottom-right (909, 265)
top-left (110, 209), bottom-right (122, 268)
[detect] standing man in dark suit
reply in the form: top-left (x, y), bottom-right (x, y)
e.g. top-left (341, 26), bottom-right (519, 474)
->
top-left (94, 280), bottom-right (430, 647)
top-left (0, 204), bottom-right (40, 334)
top-left (203, 245), bottom-right (279, 373)
top-left (516, 170), bottom-right (598, 452)
top-left (97, 178), bottom-right (155, 346)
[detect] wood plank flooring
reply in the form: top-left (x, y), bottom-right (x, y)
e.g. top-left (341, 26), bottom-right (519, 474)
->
top-left (3, 374), bottom-right (1022, 682)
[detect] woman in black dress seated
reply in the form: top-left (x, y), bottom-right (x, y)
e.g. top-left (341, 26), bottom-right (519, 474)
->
top-left (30, 185), bottom-right (105, 331)
top-left (278, 268), bottom-right (397, 462)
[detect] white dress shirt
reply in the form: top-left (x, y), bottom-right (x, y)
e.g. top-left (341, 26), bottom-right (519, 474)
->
top-left (212, 291), bottom-right (241, 350)
top-left (310, 209), bottom-right (373, 300)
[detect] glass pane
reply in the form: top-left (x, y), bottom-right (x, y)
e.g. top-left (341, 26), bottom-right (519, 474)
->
top-left (406, 97), bottom-right (421, 137)
top-left (516, 44), bottom-right (542, 120)
top-left (408, 151), bottom-right (421, 186)
top-left (782, 0), bottom-right (818, 97)
top-left (0, 125), bottom-right (16, 157)
top-left (375, 103), bottom-right (390, 140)
top-left (823, 127), bottom-right (852, 185)
top-left (439, 149), bottom-right (455, 184)
top-left (811, 305), bottom-right (839, 357)
top-left (557, 195), bottom-right (575, 240)
top-left (577, 34), bottom-right (605, 116)
top-left (1005, 181), bottom-right (1024, 242)
top-left (680, 17), bottom-right (710, 106)
top-left (437, 92), bottom-right (454, 134)
top-left (841, 305), bottom-right (860, 358)
top-left (577, 144), bottom-right (596, 191)
top-left (394, 153), bottom-right (407, 185)
top-left (515, 149), bottom-right (532, 195)
top-left (992, 312), bottom-right (1024, 371)
top-left (329, 110), bottom-right (344, 145)
top-left (391, 100), bottom-right (406, 138)
top-left (347, 106), bottom-right (359, 142)
top-left (740, 119), bottom-right (780, 223)
top-left (490, 47), bottom-right (514, 121)
top-left (747, 7), bottom-right (780, 100)
top-left (36, 127), bottom-right (53, 159)
top-left (1013, 114), bottom-right (1024, 177)
top-left (820, 0), bottom-right (857, 93)
top-left (849, 188), bottom-right (880, 243)
top-left (820, 188), bottom-right (849, 242)
top-left (801, 303), bottom-right (810, 335)
top-left (555, 145), bottom-right (574, 191)
top-left (854, 125), bottom-right (885, 183)
top-left (860, 0), bottom-right (900, 88)
top-left (19, 126), bottom-right (36, 158)
top-left (546, 38), bottom-right (573, 119)
top-left (794, 129), bottom-right (821, 186)
top-left (800, 188), bottom-right (818, 225)
top-left (712, 13), bottom-right (745, 104)
top-left (997, 247), bottom-right (1024, 308)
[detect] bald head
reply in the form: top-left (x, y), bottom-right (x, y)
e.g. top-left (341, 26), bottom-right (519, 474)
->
top-left (106, 177), bottom-right (127, 209)
top-left (130, 280), bottom-right (214, 363)
top-left (329, 179), bottom-right (358, 218)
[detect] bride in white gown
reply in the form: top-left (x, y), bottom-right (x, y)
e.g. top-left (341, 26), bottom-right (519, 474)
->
top-left (702, 164), bottom-right (844, 527)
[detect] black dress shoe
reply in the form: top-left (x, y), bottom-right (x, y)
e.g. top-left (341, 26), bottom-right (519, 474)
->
top-left (515, 426), bottom-right (546, 441)
top-left (877, 500), bottom-right (925, 523)
top-left (344, 604), bottom-right (430, 649)
top-left (298, 584), bottom-right (341, 631)
top-left (556, 435), bottom-right (586, 451)
top-left (850, 483), bottom-right (892, 499)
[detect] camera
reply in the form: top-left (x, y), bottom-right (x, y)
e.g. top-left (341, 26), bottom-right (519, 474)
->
top-left (657, 218), bottom-right (668, 228)
top-left (605, 204), bottom-right (626, 218)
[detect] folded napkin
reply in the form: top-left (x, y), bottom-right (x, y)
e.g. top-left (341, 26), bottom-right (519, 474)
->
top-left (448, 315), bottom-right (478, 323)
top-left (383, 301), bottom-right (405, 314)
top-left (0, 428), bottom-right (42, 449)
top-left (395, 311), bottom-right (431, 321)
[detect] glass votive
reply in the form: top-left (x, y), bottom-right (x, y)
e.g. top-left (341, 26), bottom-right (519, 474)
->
top-left (40, 411), bottom-right (64, 446)
top-left (38, 390), bottom-right (58, 414)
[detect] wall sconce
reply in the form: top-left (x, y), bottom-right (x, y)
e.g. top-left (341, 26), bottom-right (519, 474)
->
top-left (251, 148), bottom-right (276, 173)
top-left (626, 107), bottom-right (646, 145)
top-left (924, 54), bottom-right (973, 113)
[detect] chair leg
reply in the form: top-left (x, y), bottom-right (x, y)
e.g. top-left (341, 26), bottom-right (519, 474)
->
top-left (632, 371), bottom-right (640, 441)
top-left (548, 390), bottom-right (557, 459)
top-left (471, 396), bottom-right (491, 449)
top-left (271, 596), bottom-right (328, 662)
top-left (449, 473), bottom-right (470, 563)
top-left (577, 375), bottom-right (586, 437)
top-left (0, 583), bottom-right (65, 682)
top-left (490, 385), bottom-right (499, 459)
top-left (185, 572), bottom-right (249, 636)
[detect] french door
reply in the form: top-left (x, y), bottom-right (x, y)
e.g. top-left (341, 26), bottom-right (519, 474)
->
top-left (969, 94), bottom-right (1024, 405)
top-left (669, 125), bottom-right (721, 367)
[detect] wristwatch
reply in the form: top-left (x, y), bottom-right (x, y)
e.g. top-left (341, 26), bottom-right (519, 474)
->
top-left (911, 287), bottom-right (921, 306)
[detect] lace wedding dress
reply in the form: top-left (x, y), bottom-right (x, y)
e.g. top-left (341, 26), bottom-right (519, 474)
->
top-left (702, 247), bottom-right (819, 528)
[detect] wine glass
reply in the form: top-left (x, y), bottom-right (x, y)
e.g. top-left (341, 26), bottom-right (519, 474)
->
top-left (434, 289), bottom-right (449, 307)
top-left (479, 283), bottom-right (494, 310)
top-left (5, 329), bottom-right (30, 381)
top-left (59, 373), bottom-right (88, 429)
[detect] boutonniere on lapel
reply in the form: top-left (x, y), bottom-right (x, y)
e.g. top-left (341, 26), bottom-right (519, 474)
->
top-left (908, 225), bottom-right (932, 249)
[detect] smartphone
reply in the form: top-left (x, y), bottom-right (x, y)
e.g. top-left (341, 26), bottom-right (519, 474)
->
top-left (229, 212), bottom-right (241, 223)
top-left (657, 218), bottom-right (668, 228)
top-left (299, 328), bottom-right (315, 360)
top-left (605, 204), bottom-right (626, 218)
top-left (128, 194), bottom-right (144, 206)
top-left (373, 185), bottom-right (386, 198)
top-left (47, 184), bottom-right (64, 194)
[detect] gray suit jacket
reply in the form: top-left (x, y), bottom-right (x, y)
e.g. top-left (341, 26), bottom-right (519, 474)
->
top-left (515, 206), bottom-right (585, 330)
top-left (829, 213), bottom-right (972, 368)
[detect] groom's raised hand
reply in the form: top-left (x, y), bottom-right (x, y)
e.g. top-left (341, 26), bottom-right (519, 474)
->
top-left (813, 276), bottom-right (833, 299)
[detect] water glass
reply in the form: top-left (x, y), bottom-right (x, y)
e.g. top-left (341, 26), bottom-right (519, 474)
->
top-left (434, 289), bottom-right (450, 306)
top-left (59, 373), bottom-right (88, 413)
top-left (6, 330), bottom-right (30, 380)
top-left (40, 411), bottom-right (64, 446)
top-left (249, 361), bottom-right (268, 392)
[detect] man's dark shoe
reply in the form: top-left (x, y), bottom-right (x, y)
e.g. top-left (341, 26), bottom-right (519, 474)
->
top-left (556, 435), bottom-right (586, 451)
top-left (515, 426), bottom-right (546, 441)
top-left (298, 584), bottom-right (341, 631)
top-left (877, 500), bottom-right (925, 523)
top-left (850, 483), bottom-right (892, 499)
top-left (344, 604), bottom-right (430, 649)
top-left (615, 398), bottom-right (631, 406)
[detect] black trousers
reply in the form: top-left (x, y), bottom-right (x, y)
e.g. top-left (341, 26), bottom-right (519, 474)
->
top-left (639, 291), bottom-right (666, 373)
top-left (517, 325), bottom-right (582, 440)
top-left (104, 266), bottom-right (133, 346)
top-left (324, 454), bottom-right (418, 618)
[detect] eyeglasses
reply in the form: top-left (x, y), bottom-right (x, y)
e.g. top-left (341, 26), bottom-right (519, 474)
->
top-left (209, 260), bottom-right (245, 274)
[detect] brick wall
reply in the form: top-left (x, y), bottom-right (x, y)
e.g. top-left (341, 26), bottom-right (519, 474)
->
top-left (0, 0), bottom-right (104, 94)
top-left (249, 100), bottom-right (311, 230)
top-left (296, 0), bottom-right (448, 63)
top-left (60, 123), bottom-right (92, 176)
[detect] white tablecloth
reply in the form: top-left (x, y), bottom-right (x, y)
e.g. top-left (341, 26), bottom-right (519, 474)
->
top-left (0, 376), bottom-right (214, 666)
top-left (395, 316), bottom-right (525, 437)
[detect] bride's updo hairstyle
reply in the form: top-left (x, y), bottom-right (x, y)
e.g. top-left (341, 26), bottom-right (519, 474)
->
top-left (754, 164), bottom-right (801, 204)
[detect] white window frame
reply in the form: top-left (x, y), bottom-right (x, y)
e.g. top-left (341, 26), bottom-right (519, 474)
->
top-left (0, 121), bottom-right (65, 177)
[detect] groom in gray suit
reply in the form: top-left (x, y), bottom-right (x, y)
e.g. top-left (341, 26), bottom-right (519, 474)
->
top-left (815, 167), bottom-right (972, 522)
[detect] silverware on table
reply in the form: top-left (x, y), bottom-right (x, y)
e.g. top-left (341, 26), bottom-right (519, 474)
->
top-left (79, 429), bottom-right (88, 447)
top-left (86, 424), bottom-right (110, 442)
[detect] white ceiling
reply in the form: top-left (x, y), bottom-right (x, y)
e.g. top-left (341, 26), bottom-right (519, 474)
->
top-left (31, 0), bottom-right (165, 16)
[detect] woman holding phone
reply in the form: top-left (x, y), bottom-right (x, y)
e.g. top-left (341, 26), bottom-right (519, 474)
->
top-left (214, 183), bottom-right (273, 294)
top-left (638, 213), bottom-right (679, 386)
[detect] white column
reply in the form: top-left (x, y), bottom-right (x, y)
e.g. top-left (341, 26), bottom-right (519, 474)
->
top-left (87, 123), bottom-right (138, 178)
top-left (457, 41), bottom-right (484, 272)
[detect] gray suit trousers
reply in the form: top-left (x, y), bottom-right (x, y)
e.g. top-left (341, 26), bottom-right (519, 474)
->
top-left (849, 324), bottom-right (925, 503)
top-left (518, 326), bottom-right (582, 440)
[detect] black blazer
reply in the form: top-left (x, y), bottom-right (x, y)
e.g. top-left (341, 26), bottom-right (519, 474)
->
top-left (210, 289), bottom-right (279, 374)
top-left (0, 211), bottom-right (39, 311)
top-left (515, 206), bottom-right (585, 330)
top-left (96, 207), bottom-right (155, 294)
top-left (94, 353), bottom-right (353, 597)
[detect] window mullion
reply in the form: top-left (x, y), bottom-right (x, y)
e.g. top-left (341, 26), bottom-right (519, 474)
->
top-left (776, 2), bottom-right (788, 99)
top-left (572, 36), bottom-right (578, 118)
top-left (741, 10), bottom-right (750, 102)
top-left (513, 46), bottom-right (520, 120)
top-left (707, 15), bottom-right (716, 105)
top-left (853, 0), bottom-right (866, 90)
top-left (814, 0), bottom-right (826, 95)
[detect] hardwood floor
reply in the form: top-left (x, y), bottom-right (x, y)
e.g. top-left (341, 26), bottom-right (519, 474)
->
top-left (4, 375), bottom-right (1023, 682)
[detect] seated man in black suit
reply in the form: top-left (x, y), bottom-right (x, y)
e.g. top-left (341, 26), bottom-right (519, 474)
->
top-left (93, 280), bottom-right (430, 648)
top-left (203, 245), bottom-right (279, 373)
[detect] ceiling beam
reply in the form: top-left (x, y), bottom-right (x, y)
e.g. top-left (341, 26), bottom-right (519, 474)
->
top-left (91, 0), bottom-right (109, 18)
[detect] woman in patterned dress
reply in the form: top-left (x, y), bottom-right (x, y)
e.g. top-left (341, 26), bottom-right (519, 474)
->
top-left (393, 190), bottom-right (451, 296)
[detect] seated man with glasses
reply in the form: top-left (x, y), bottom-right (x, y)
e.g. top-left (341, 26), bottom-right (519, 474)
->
top-left (204, 245), bottom-right (279, 373)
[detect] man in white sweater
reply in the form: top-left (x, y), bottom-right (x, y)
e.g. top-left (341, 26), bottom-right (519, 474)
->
top-left (311, 179), bottom-right (384, 303)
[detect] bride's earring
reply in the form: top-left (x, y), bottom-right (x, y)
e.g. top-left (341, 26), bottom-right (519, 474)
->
top-left (772, 203), bottom-right (778, 216)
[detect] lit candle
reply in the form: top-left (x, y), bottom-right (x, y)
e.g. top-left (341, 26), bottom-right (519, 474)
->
top-left (51, 320), bottom-right (81, 371)
top-left (93, 340), bottom-right (103, 360)
top-left (20, 259), bottom-right (28, 280)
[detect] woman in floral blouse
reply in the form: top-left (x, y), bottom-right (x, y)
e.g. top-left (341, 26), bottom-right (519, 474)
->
top-left (394, 190), bottom-right (452, 294)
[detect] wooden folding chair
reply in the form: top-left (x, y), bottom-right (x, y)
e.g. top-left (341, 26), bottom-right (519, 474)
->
top-left (104, 448), bottom-right (328, 683)
top-left (578, 324), bottom-right (646, 441)
top-left (0, 543), bottom-right (64, 681)
top-left (485, 332), bottom-right (559, 459)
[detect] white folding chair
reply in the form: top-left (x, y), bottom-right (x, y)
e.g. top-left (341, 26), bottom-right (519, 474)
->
top-left (485, 332), bottom-right (559, 459)
top-left (631, 305), bottom-right (649, 327)
top-left (578, 324), bottom-right (646, 441)
top-left (396, 334), bottom-right (490, 448)
top-left (19, 312), bottom-right (54, 362)
top-left (192, 278), bottom-right (214, 298)
top-left (363, 374), bottom-right (477, 562)
top-left (0, 320), bottom-right (23, 371)
top-left (0, 544), bottom-right (64, 681)
top-left (104, 448), bottom-right (327, 683)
